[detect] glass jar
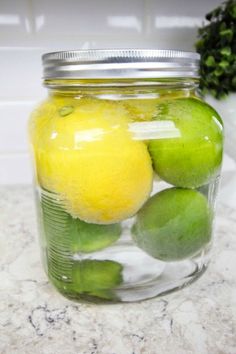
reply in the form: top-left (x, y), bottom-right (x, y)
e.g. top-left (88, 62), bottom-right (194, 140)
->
top-left (29, 50), bottom-right (223, 303)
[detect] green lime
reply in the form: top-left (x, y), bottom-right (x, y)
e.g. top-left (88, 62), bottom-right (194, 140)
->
top-left (72, 259), bottom-right (123, 300)
top-left (148, 98), bottom-right (223, 188)
top-left (70, 219), bottom-right (121, 253)
top-left (41, 191), bottom-right (121, 254)
top-left (47, 257), bottom-right (123, 301)
top-left (132, 187), bottom-right (212, 261)
top-left (41, 192), bottom-right (123, 301)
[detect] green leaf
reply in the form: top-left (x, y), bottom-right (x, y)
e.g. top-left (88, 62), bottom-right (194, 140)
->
top-left (214, 67), bottom-right (224, 76)
top-left (195, 39), bottom-right (204, 50)
top-left (217, 91), bottom-right (228, 100)
top-left (220, 29), bottom-right (233, 40)
top-left (220, 22), bottom-right (227, 31)
top-left (206, 6), bottom-right (222, 21)
top-left (229, 3), bottom-right (236, 18)
top-left (205, 55), bottom-right (216, 67)
top-left (232, 77), bottom-right (236, 87)
top-left (209, 89), bottom-right (217, 97)
top-left (219, 60), bottom-right (230, 68)
top-left (220, 47), bottom-right (232, 56)
top-left (195, 0), bottom-right (236, 99)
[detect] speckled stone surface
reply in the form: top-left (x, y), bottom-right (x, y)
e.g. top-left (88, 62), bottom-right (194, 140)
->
top-left (1, 171), bottom-right (236, 354)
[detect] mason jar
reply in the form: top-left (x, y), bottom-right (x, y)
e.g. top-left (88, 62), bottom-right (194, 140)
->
top-left (29, 49), bottom-right (224, 303)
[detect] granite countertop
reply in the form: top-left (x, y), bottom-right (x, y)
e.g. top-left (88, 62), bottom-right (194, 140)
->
top-left (1, 162), bottom-right (236, 354)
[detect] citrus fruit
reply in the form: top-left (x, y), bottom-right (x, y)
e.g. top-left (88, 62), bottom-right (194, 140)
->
top-left (31, 98), bottom-right (153, 224)
top-left (72, 259), bottom-right (123, 300)
top-left (132, 187), bottom-right (212, 261)
top-left (148, 98), bottom-right (223, 188)
top-left (41, 191), bottom-right (121, 253)
top-left (48, 257), bottom-right (123, 301)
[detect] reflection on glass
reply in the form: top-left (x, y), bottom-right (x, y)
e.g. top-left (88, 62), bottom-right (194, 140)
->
top-left (75, 128), bottom-right (104, 144)
top-left (129, 121), bottom-right (181, 140)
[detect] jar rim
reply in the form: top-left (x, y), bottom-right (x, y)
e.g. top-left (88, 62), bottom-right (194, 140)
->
top-left (42, 49), bottom-right (200, 80)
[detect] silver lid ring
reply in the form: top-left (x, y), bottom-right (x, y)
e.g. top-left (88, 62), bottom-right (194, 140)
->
top-left (42, 49), bottom-right (200, 80)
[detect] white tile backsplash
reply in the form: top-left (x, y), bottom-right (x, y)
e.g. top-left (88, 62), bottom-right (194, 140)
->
top-left (146, 28), bottom-right (198, 50)
top-left (0, 101), bottom-right (36, 153)
top-left (147, 0), bottom-right (223, 18)
top-left (31, 0), bottom-right (144, 35)
top-left (0, 0), bottom-right (224, 184)
top-left (0, 153), bottom-right (32, 185)
top-left (0, 0), bottom-right (32, 34)
top-left (147, 0), bottom-right (224, 45)
top-left (0, 48), bottom-right (45, 100)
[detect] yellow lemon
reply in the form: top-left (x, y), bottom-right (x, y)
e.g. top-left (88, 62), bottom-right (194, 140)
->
top-left (30, 98), bottom-right (153, 224)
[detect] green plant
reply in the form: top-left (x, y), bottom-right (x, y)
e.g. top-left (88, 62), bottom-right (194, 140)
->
top-left (196, 0), bottom-right (236, 99)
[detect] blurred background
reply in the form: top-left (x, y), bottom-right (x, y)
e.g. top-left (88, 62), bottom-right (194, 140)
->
top-left (0, 0), bottom-right (225, 184)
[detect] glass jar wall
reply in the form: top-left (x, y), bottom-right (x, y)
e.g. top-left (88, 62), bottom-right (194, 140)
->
top-left (29, 50), bottom-right (223, 303)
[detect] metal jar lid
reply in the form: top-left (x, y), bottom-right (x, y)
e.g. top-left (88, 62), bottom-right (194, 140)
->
top-left (42, 49), bottom-right (200, 80)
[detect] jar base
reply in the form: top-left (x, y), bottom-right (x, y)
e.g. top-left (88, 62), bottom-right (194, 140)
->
top-left (48, 242), bottom-right (209, 304)
top-left (115, 261), bottom-right (208, 302)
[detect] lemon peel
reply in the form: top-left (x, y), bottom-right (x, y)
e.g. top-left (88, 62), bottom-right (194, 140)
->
top-left (31, 98), bottom-right (153, 224)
